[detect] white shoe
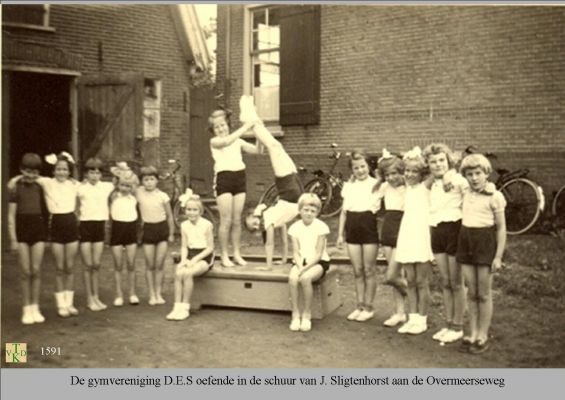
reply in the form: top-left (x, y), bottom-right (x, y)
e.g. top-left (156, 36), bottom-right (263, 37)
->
top-left (65, 291), bottom-right (79, 316)
top-left (289, 318), bottom-right (301, 331)
top-left (30, 304), bottom-right (45, 324)
top-left (433, 327), bottom-right (450, 341)
top-left (87, 300), bottom-right (102, 312)
top-left (148, 296), bottom-right (157, 306)
top-left (355, 310), bottom-right (375, 322)
top-left (398, 313), bottom-right (418, 334)
top-left (299, 318), bottom-right (312, 332)
top-left (440, 329), bottom-right (464, 343)
top-left (55, 292), bottom-right (70, 317)
top-left (383, 313), bottom-right (407, 327)
top-left (239, 95), bottom-right (261, 124)
top-left (406, 315), bottom-right (428, 335)
top-left (21, 305), bottom-right (34, 325)
top-left (155, 294), bottom-right (166, 305)
top-left (347, 309), bottom-right (363, 321)
top-left (129, 295), bottom-right (140, 305)
top-left (113, 297), bottom-right (124, 307)
top-left (94, 297), bottom-right (107, 310)
top-left (166, 303), bottom-right (182, 320)
top-left (175, 303), bottom-right (190, 320)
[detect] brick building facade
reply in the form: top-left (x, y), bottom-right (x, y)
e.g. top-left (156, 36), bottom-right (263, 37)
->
top-left (216, 5), bottom-right (565, 204)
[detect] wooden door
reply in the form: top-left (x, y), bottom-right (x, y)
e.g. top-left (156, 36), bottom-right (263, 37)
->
top-left (189, 87), bottom-right (216, 194)
top-left (77, 73), bottom-right (144, 170)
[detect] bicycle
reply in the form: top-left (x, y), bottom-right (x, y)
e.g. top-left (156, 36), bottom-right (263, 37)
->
top-left (259, 143), bottom-right (346, 218)
top-left (551, 184), bottom-right (565, 235)
top-left (464, 146), bottom-right (545, 235)
top-left (159, 159), bottom-right (218, 232)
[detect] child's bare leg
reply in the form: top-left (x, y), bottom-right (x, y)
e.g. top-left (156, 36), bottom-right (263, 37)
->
top-left (288, 266), bottom-right (301, 318)
top-left (477, 266), bottom-right (493, 343)
top-left (448, 255), bottom-right (465, 330)
top-left (362, 244), bottom-right (378, 311)
top-left (231, 193), bottom-right (247, 265)
top-left (154, 241), bottom-right (168, 300)
top-left (80, 243), bottom-right (95, 301)
top-left (125, 244), bottom-right (137, 297)
top-left (112, 246), bottom-right (124, 299)
top-left (435, 253), bottom-right (454, 326)
top-left (462, 264), bottom-right (479, 342)
top-left (174, 267), bottom-right (184, 303)
top-left (415, 262), bottom-right (431, 315)
top-left (217, 193), bottom-right (235, 267)
top-left (181, 261), bottom-right (208, 303)
top-left (347, 244), bottom-right (365, 310)
top-left (143, 244), bottom-right (157, 301)
top-left (252, 124), bottom-right (297, 177)
top-left (30, 242), bottom-right (45, 305)
top-left (64, 241), bottom-right (78, 290)
top-left (18, 243), bottom-right (32, 306)
top-left (404, 264), bottom-right (418, 314)
top-left (51, 243), bottom-right (66, 292)
top-left (384, 247), bottom-right (406, 315)
top-left (299, 266), bottom-right (324, 319)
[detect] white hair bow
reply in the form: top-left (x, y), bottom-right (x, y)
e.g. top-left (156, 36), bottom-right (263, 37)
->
top-left (179, 188), bottom-right (200, 207)
top-left (378, 148), bottom-right (393, 163)
top-left (59, 151), bottom-right (75, 164)
top-left (403, 146), bottom-right (422, 160)
top-left (45, 153), bottom-right (58, 165)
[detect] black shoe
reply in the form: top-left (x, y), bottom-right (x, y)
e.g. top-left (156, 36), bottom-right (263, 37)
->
top-left (469, 339), bottom-right (490, 354)
top-left (457, 338), bottom-right (474, 353)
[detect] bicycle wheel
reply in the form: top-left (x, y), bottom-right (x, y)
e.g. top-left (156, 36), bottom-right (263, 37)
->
top-left (500, 178), bottom-right (543, 235)
top-left (551, 185), bottom-right (565, 230)
top-left (259, 183), bottom-right (279, 207)
top-left (304, 178), bottom-right (343, 218)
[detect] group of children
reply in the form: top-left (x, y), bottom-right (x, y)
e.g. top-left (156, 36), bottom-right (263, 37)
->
top-left (336, 143), bottom-right (506, 354)
top-left (8, 95), bottom-right (506, 354)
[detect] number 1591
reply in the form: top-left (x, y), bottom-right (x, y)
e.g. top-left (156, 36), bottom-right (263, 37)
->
top-left (41, 347), bottom-right (61, 356)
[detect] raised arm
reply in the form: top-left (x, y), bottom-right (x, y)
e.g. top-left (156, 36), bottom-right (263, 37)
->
top-left (210, 122), bottom-right (254, 149)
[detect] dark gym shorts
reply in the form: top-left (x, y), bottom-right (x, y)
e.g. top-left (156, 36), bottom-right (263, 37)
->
top-left (345, 211), bottom-right (379, 245)
top-left (431, 220), bottom-right (462, 255)
top-left (110, 220), bottom-right (138, 246)
top-left (16, 214), bottom-right (47, 245)
top-left (142, 220), bottom-right (169, 244)
top-left (275, 173), bottom-right (303, 203)
top-left (294, 259), bottom-right (330, 281)
top-left (215, 169), bottom-right (246, 196)
top-left (456, 225), bottom-right (497, 267)
top-left (380, 210), bottom-right (404, 248)
top-left (187, 248), bottom-right (215, 269)
top-left (50, 213), bottom-right (79, 244)
top-left (80, 221), bottom-right (106, 243)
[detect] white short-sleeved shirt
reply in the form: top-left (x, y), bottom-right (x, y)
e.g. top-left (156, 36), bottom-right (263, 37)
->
top-left (110, 193), bottom-right (138, 222)
top-left (263, 200), bottom-right (299, 229)
top-left (78, 181), bottom-right (115, 221)
top-left (288, 218), bottom-right (330, 264)
top-left (341, 176), bottom-right (379, 212)
top-left (210, 139), bottom-right (246, 173)
top-left (181, 217), bottom-right (213, 249)
top-left (374, 182), bottom-right (405, 212)
top-left (429, 170), bottom-right (468, 226)
top-left (136, 187), bottom-right (170, 223)
top-left (462, 190), bottom-right (507, 228)
top-left (38, 177), bottom-right (78, 214)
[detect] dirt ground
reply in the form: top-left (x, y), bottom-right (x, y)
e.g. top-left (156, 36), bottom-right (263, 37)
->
top-left (2, 221), bottom-right (564, 368)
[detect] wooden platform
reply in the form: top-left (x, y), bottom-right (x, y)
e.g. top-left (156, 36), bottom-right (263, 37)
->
top-left (191, 262), bottom-right (342, 319)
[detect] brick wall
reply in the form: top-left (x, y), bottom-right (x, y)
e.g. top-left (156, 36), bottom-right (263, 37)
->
top-left (4, 4), bottom-right (192, 177)
top-left (218, 5), bottom-right (565, 204)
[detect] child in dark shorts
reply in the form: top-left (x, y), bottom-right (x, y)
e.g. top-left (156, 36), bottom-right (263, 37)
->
top-left (7, 153), bottom-right (48, 325)
top-left (137, 166), bottom-right (175, 305)
top-left (166, 194), bottom-right (215, 321)
top-left (424, 143), bottom-right (468, 344)
top-left (374, 150), bottom-right (408, 328)
top-left (457, 154), bottom-right (507, 354)
top-left (209, 108), bottom-right (260, 267)
top-left (109, 167), bottom-right (140, 307)
top-left (337, 151), bottom-right (380, 323)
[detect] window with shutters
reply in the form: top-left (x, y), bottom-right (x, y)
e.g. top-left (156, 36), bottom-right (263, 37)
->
top-left (244, 5), bottom-right (320, 127)
top-left (2, 4), bottom-right (54, 32)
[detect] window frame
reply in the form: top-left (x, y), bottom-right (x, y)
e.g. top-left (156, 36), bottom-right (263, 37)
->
top-left (2, 4), bottom-right (55, 32)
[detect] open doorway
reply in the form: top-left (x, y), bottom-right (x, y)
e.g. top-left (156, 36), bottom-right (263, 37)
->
top-left (5, 71), bottom-right (72, 178)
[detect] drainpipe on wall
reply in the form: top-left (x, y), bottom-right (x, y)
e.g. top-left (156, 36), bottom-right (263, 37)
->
top-left (224, 7), bottom-right (231, 107)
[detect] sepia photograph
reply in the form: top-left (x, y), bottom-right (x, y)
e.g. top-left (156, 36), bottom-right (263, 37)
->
top-left (1, 2), bottom-right (564, 370)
